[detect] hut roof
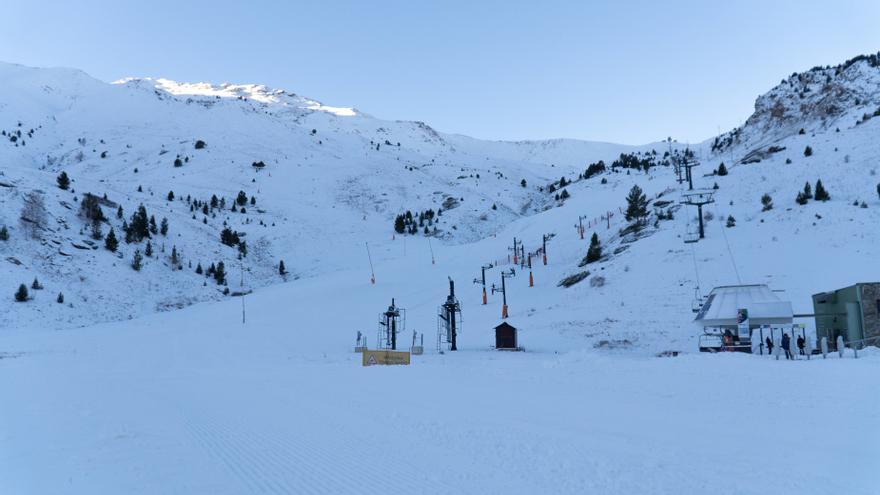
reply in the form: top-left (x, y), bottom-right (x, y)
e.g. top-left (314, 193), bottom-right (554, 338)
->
top-left (694, 284), bottom-right (793, 327)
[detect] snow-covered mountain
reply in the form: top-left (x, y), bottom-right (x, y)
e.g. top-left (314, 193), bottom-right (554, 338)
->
top-left (2, 53), bottom-right (880, 495)
top-left (0, 61), bottom-right (676, 329)
top-left (1, 52), bottom-right (879, 339)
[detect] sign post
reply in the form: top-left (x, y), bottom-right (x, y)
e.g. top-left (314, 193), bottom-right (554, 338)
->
top-left (362, 350), bottom-right (411, 366)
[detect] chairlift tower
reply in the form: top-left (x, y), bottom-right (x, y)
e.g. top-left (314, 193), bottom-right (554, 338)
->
top-left (377, 298), bottom-right (405, 350)
top-left (681, 157), bottom-right (700, 191)
top-left (491, 268), bottom-right (516, 319)
top-left (437, 278), bottom-right (462, 351)
top-left (542, 234), bottom-right (549, 265)
top-left (473, 263), bottom-right (493, 305)
top-left (510, 237), bottom-right (520, 264)
top-left (681, 190), bottom-right (716, 241)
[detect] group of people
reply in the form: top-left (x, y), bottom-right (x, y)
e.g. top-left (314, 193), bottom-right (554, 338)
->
top-left (764, 333), bottom-right (806, 359)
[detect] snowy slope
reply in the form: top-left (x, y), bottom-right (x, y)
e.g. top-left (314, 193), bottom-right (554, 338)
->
top-left (0, 61), bottom-right (682, 330)
top-left (1, 54), bottom-right (880, 495)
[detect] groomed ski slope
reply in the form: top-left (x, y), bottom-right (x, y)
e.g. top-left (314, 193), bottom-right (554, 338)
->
top-left (1, 212), bottom-right (878, 494)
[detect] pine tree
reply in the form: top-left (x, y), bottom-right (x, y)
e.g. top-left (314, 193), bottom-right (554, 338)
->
top-left (90, 218), bottom-right (102, 240)
top-left (129, 205), bottom-right (150, 241)
top-left (586, 232), bottom-right (602, 263)
top-left (236, 191), bottom-right (248, 206)
top-left (814, 180), bottom-right (830, 201)
top-left (195, 262), bottom-right (203, 275)
top-left (210, 195), bottom-right (219, 209)
top-left (145, 240), bottom-right (153, 257)
top-left (171, 246), bottom-right (179, 267)
top-left (15, 284), bottom-right (28, 302)
top-left (877, 183), bottom-right (880, 199)
top-left (149, 215), bottom-right (158, 235)
top-left (31, 277), bottom-right (42, 290)
top-left (214, 261), bottom-right (226, 284)
top-left (279, 260), bottom-right (286, 275)
top-left (132, 249), bottom-right (143, 271)
top-left (0, 225), bottom-right (8, 241)
top-left (160, 217), bottom-right (168, 236)
top-left (394, 215), bottom-right (406, 234)
top-left (167, 191), bottom-right (175, 201)
top-left (56, 171), bottom-right (70, 190)
top-left (560, 189), bottom-right (570, 200)
top-left (716, 162), bottom-right (728, 176)
top-left (726, 215), bottom-right (736, 228)
top-left (625, 185), bottom-right (648, 223)
top-left (105, 228), bottom-right (118, 251)
top-left (803, 181), bottom-right (813, 199)
top-left (796, 191), bottom-right (808, 205)
top-left (521, 179), bottom-right (527, 187)
top-left (250, 196), bottom-right (256, 206)
top-left (56, 292), bottom-right (64, 304)
top-left (117, 205), bottom-right (124, 219)
top-left (804, 146), bottom-right (813, 157)
top-left (238, 240), bottom-right (247, 258)
top-left (761, 193), bottom-right (773, 211)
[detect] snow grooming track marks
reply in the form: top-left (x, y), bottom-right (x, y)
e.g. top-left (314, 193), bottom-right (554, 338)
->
top-left (183, 413), bottom-right (460, 494)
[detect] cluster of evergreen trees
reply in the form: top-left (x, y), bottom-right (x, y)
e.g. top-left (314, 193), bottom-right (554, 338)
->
top-left (198, 261), bottom-right (227, 285)
top-left (394, 208), bottom-right (440, 235)
top-left (121, 205), bottom-right (166, 243)
top-left (611, 152), bottom-right (659, 173)
top-left (185, 192), bottom-right (255, 218)
top-left (582, 160), bottom-right (606, 180)
top-left (796, 179), bottom-right (829, 204)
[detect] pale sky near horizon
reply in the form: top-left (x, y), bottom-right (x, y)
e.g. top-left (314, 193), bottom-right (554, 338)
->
top-left (1, 0), bottom-right (877, 144)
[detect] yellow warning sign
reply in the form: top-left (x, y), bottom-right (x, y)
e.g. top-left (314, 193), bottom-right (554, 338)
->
top-left (362, 350), bottom-right (411, 366)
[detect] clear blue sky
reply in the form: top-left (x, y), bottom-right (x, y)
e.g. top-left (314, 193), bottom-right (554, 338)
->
top-left (2, 0), bottom-right (877, 144)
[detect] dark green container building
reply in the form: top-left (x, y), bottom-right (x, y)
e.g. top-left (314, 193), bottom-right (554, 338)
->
top-left (812, 283), bottom-right (880, 345)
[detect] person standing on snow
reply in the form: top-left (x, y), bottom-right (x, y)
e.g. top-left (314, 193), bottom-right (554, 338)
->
top-left (782, 333), bottom-right (793, 360)
top-left (765, 336), bottom-right (774, 356)
top-left (797, 335), bottom-right (805, 355)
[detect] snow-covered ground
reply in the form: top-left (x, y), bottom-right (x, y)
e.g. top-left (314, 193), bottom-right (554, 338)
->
top-left (1, 249), bottom-right (877, 494)
top-left (2, 54), bottom-right (880, 494)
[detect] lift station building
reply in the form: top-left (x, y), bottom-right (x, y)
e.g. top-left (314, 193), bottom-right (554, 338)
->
top-left (694, 284), bottom-right (794, 341)
top-left (812, 283), bottom-right (880, 345)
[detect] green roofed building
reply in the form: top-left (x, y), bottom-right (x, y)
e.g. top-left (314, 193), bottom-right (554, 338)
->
top-left (812, 283), bottom-right (880, 346)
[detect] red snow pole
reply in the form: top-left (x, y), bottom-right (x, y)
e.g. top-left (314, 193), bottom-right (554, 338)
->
top-left (482, 287), bottom-right (488, 305)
